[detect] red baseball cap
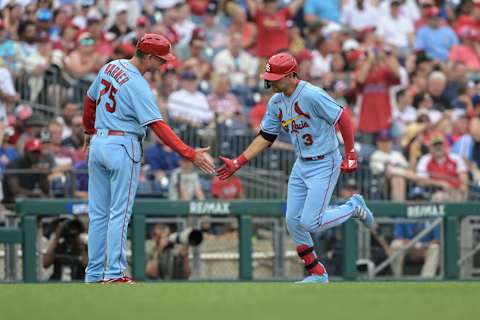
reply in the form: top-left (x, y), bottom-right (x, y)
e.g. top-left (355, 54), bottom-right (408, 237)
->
top-left (24, 138), bottom-right (42, 153)
top-left (261, 52), bottom-right (298, 82)
top-left (136, 33), bottom-right (175, 61)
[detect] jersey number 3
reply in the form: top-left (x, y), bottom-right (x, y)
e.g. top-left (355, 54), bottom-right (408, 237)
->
top-left (302, 134), bottom-right (313, 146)
top-left (98, 79), bottom-right (118, 113)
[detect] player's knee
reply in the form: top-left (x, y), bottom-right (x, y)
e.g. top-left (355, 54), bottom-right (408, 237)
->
top-left (299, 216), bottom-right (317, 233)
top-left (285, 216), bottom-right (301, 232)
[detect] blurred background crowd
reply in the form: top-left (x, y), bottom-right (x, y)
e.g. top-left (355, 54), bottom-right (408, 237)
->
top-left (1, 0), bottom-right (479, 281)
top-left (0, 0), bottom-right (479, 208)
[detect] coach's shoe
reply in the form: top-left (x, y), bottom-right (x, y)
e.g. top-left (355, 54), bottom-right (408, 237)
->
top-left (350, 194), bottom-right (375, 229)
top-left (102, 277), bottom-right (135, 284)
top-left (296, 273), bottom-right (329, 284)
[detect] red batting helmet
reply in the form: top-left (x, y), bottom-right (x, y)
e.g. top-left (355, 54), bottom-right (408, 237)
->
top-left (136, 33), bottom-right (175, 61)
top-left (261, 52), bottom-right (298, 81)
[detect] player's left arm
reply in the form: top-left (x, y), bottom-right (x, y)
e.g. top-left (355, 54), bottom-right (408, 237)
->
top-left (337, 109), bottom-right (357, 173)
top-left (310, 92), bottom-right (357, 173)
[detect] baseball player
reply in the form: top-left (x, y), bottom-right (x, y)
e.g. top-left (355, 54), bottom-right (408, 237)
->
top-left (217, 52), bottom-right (374, 283)
top-left (82, 33), bottom-right (215, 284)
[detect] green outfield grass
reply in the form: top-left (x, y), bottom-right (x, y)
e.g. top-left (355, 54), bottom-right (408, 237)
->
top-left (1, 282), bottom-right (479, 320)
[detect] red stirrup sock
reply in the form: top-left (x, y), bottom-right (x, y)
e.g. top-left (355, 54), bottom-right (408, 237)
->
top-left (296, 244), bottom-right (326, 275)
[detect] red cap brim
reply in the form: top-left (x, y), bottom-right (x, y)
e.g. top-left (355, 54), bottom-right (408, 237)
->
top-left (157, 53), bottom-right (175, 62)
top-left (261, 72), bottom-right (286, 81)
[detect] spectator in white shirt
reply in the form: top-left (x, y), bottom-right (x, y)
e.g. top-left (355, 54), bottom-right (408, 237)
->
top-left (376, 0), bottom-right (415, 56)
top-left (310, 35), bottom-right (333, 79)
top-left (212, 32), bottom-right (258, 89)
top-left (370, 130), bottom-right (416, 201)
top-left (167, 70), bottom-right (213, 127)
top-left (174, 2), bottom-right (196, 44)
top-left (378, 0), bottom-right (420, 24)
top-left (0, 65), bottom-right (16, 143)
top-left (341, 0), bottom-right (379, 31)
top-left (393, 89), bottom-right (417, 137)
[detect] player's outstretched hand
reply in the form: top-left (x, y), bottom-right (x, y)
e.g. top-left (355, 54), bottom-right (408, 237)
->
top-left (217, 154), bottom-right (249, 180)
top-left (341, 150), bottom-right (358, 173)
top-left (217, 156), bottom-right (237, 180)
top-left (193, 147), bottom-right (216, 175)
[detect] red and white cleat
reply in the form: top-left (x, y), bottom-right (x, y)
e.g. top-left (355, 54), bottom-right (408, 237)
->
top-left (101, 277), bottom-right (135, 284)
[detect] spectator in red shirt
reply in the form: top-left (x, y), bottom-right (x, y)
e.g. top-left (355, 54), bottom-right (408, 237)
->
top-left (211, 175), bottom-right (245, 200)
top-left (416, 133), bottom-right (469, 201)
top-left (85, 12), bottom-right (113, 57)
top-left (53, 22), bottom-right (79, 54)
top-left (454, 1), bottom-right (480, 35)
top-left (449, 26), bottom-right (480, 72)
top-left (228, 3), bottom-right (257, 51)
top-left (415, 0), bottom-right (447, 30)
top-left (355, 47), bottom-right (401, 144)
top-left (246, 0), bottom-right (304, 59)
top-left (249, 90), bottom-right (273, 132)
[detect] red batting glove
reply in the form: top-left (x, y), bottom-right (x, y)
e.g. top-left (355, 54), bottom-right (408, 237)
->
top-left (217, 155), bottom-right (248, 180)
top-left (341, 150), bottom-right (358, 173)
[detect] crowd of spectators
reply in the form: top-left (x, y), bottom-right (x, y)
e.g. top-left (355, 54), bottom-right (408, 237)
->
top-left (0, 0), bottom-right (479, 207)
top-left (2, 0), bottom-right (479, 281)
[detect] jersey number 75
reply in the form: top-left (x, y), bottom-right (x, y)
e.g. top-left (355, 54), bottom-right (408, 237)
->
top-left (97, 79), bottom-right (118, 113)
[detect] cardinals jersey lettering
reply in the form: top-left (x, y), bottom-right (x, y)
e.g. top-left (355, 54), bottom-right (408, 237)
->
top-left (260, 81), bottom-right (343, 158)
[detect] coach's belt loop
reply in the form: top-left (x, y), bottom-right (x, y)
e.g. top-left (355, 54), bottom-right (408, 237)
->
top-left (95, 129), bottom-right (109, 137)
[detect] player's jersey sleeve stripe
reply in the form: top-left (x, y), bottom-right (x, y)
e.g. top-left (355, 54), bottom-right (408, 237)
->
top-left (332, 106), bottom-right (344, 125)
top-left (141, 118), bottom-right (163, 126)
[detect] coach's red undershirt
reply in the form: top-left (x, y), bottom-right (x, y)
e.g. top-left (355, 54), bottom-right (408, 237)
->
top-left (149, 120), bottom-right (196, 161)
top-left (83, 96), bottom-right (96, 135)
top-left (82, 96), bottom-right (196, 161)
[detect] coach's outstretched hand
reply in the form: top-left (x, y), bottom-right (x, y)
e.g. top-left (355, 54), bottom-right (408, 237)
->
top-left (340, 150), bottom-right (358, 173)
top-left (193, 147), bottom-right (216, 174)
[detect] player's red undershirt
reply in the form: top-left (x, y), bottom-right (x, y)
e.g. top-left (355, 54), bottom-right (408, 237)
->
top-left (82, 96), bottom-right (196, 161)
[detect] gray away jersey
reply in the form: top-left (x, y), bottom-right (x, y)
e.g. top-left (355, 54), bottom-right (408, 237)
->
top-left (87, 59), bottom-right (163, 137)
top-left (260, 81), bottom-right (343, 158)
